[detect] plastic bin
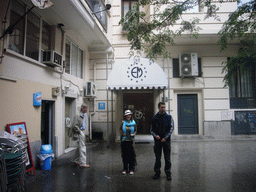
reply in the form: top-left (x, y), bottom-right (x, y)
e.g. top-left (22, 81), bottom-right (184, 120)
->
top-left (38, 144), bottom-right (54, 170)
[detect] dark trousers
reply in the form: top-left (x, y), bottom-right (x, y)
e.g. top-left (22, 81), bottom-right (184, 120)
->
top-left (121, 141), bottom-right (135, 171)
top-left (153, 140), bottom-right (171, 175)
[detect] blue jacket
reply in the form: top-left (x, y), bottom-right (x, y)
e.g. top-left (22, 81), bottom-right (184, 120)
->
top-left (150, 112), bottom-right (174, 141)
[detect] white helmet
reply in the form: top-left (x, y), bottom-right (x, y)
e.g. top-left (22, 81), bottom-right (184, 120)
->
top-left (124, 110), bottom-right (132, 116)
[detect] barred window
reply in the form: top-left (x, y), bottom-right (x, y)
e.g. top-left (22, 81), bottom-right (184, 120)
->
top-left (229, 61), bottom-right (256, 109)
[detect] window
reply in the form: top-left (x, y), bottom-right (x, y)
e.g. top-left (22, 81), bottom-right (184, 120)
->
top-left (229, 60), bottom-right (256, 109)
top-left (84, 0), bottom-right (108, 31)
top-left (8, 0), bottom-right (52, 61)
top-left (122, 0), bottom-right (137, 18)
top-left (9, 0), bottom-right (25, 54)
top-left (65, 39), bottom-right (83, 78)
top-left (42, 21), bottom-right (52, 51)
top-left (26, 11), bottom-right (40, 60)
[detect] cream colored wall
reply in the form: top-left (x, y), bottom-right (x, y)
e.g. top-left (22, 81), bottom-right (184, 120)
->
top-left (1, 38), bottom-right (89, 156)
top-left (90, 43), bottom-right (239, 137)
top-left (87, 0), bottom-right (239, 138)
top-left (0, 78), bottom-right (55, 142)
top-left (112, 1), bottom-right (237, 36)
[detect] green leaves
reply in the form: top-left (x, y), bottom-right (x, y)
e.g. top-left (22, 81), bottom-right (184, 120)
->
top-left (119, 0), bottom-right (256, 87)
top-left (218, 0), bottom-right (256, 85)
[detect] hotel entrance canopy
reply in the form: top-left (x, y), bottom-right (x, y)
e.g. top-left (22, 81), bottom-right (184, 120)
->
top-left (107, 58), bottom-right (168, 90)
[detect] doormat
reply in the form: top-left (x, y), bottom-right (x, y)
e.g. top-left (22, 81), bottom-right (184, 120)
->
top-left (135, 142), bottom-right (150, 144)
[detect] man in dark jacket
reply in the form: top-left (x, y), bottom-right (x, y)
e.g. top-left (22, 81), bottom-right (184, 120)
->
top-left (151, 102), bottom-right (174, 180)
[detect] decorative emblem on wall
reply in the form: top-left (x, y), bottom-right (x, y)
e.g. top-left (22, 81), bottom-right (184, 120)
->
top-left (127, 57), bottom-right (148, 83)
top-left (134, 110), bottom-right (143, 119)
top-left (65, 117), bottom-right (71, 128)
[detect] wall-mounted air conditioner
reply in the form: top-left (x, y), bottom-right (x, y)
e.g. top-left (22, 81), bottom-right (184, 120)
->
top-left (42, 50), bottom-right (62, 67)
top-left (179, 53), bottom-right (198, 77)
top-left (85, 82), bottom-right (97, 97)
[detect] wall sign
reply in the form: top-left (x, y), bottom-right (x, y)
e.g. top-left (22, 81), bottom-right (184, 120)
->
top-left (126, 57), bottom-right (149, 83)
top-left (7, 122), bottom-right (36, 175)
top-left (234, 111), bottom-right (256, 134)
top-left (98, 102), bottom-right (106, 110)
top-left (33, 92), bottom-right (42, 106)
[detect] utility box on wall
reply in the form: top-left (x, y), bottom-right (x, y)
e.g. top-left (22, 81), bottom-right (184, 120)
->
top-left (52, 87), bottom-right (60, 97)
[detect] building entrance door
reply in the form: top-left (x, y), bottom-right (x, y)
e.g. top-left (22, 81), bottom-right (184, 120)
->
top-left (123, 92), bottom-right (154, 134)
top-left (178, 94), bottom-right (198, 134)
top-left (41, 100), bottom-right (55, 145)
top-left (65, 97), bottom-right (76, 149)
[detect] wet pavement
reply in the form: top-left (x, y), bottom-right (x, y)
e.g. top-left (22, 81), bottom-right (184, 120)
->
top-left (25, 139), bottom-right (256, 192)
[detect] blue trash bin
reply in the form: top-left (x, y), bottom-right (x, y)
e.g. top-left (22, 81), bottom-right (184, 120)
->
top-left (39, 144), bottom-right (53, 170)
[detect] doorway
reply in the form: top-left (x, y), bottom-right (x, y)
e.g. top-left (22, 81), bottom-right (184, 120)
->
top-left (178, 94), bottom-right (198, 134)
top-left (65, 97), bottom-right (76, 149)
top-left (123, 92), bottom-right (154, 134)
top-left (41, 100), bottom-right (55, 145)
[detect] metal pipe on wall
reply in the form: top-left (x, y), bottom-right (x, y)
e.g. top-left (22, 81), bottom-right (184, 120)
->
top-left (167, 57), bottom-right (170, 114)
top-left (162, 59), bottom-right (166, 103)
top-left (106, 53), bottom-right (109, 143)
top-left (111, 60), bottom-right (114, 141)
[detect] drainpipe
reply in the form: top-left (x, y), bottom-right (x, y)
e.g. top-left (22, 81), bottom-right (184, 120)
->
top-left (106, 53), bottom-right (109, 144)
top-left (111, 60), bottom-right (114, 141)
top-left (89, 61), bottom-right (97, 141)
top-left (162, 59), bottom-right (166, 103)
top-left (167, 56), bottom-right (170, 114)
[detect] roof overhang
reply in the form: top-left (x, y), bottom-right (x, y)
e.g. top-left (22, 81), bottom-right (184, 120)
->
top-left (28, 0), bottom-right (111, 51)
top-left (107, 58), bottom-right (168, 90)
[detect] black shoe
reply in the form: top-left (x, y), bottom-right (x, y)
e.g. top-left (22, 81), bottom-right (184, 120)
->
top-left (153, 173), bottom-right (160, 180)
top-left (167, 174), bottom-right (172, 180)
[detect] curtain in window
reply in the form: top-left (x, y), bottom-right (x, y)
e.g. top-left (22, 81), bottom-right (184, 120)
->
top-left (77, 49), bottom-right (83, 78)
top-left (9, 1), bottom-right (25, 54)
top-left (71, 44), bottom-right (78, 77)
top-left (229, 63), bottom-right (255, 109)
top-left (26, 11), bottom-right (40, 60)
top-left (65, 40), bottom-right (71, 74)
top-left (65, 39), bottom-right (83, 78)
top-left (230, 68), bottom-right (253, 98)
top-left (122, 0), bottom-right (137, 17)
top-left (42, 21), bottom-right (51, 51)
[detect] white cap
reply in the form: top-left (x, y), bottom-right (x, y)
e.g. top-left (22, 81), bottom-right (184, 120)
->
top-left (124, 110), bottom-right (132, 116)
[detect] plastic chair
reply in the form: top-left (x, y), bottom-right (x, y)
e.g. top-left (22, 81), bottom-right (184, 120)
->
top-left (0, 142), bottom-right (8, 191)
top-left (0, 141), bottom-right (27, 192)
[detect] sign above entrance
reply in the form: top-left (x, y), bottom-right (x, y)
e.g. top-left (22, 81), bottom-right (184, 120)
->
top-left (107, 57), bottom-right (168, 90)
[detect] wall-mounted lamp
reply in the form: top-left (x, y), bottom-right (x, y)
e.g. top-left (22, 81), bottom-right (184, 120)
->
top-left (91, 4), bottom-right (111, 15)
top-left (79, 89), bottom-right (83, 97)
top-left (64, 85), bottom-right (69, 94)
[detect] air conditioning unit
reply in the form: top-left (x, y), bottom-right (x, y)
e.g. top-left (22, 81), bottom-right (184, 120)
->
top-left (85, 82), bottom-right (97, 97)
top-left (179, 53), bottom-right (198, 77)
top-left (42, 50), bottom-right (62, 67)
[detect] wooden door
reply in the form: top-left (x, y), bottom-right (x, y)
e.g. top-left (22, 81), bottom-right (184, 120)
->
top-left (123, 92), bottom-right (154, 134)
top-left (178, 94), bottom-right (198, 134)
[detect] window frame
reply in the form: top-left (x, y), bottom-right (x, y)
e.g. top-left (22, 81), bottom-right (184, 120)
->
top-left (8, 0), bottom-right (52, 62)
top-left (65, 38), bottom-right (84, 79)
top-left (121, 0), bottom-right (138, 18)
top-left (229, 58), bottom-right (256, 109)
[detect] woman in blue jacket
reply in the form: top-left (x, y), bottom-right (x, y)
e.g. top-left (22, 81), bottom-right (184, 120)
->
top-left (120, 110), bottom-right (137, 175)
